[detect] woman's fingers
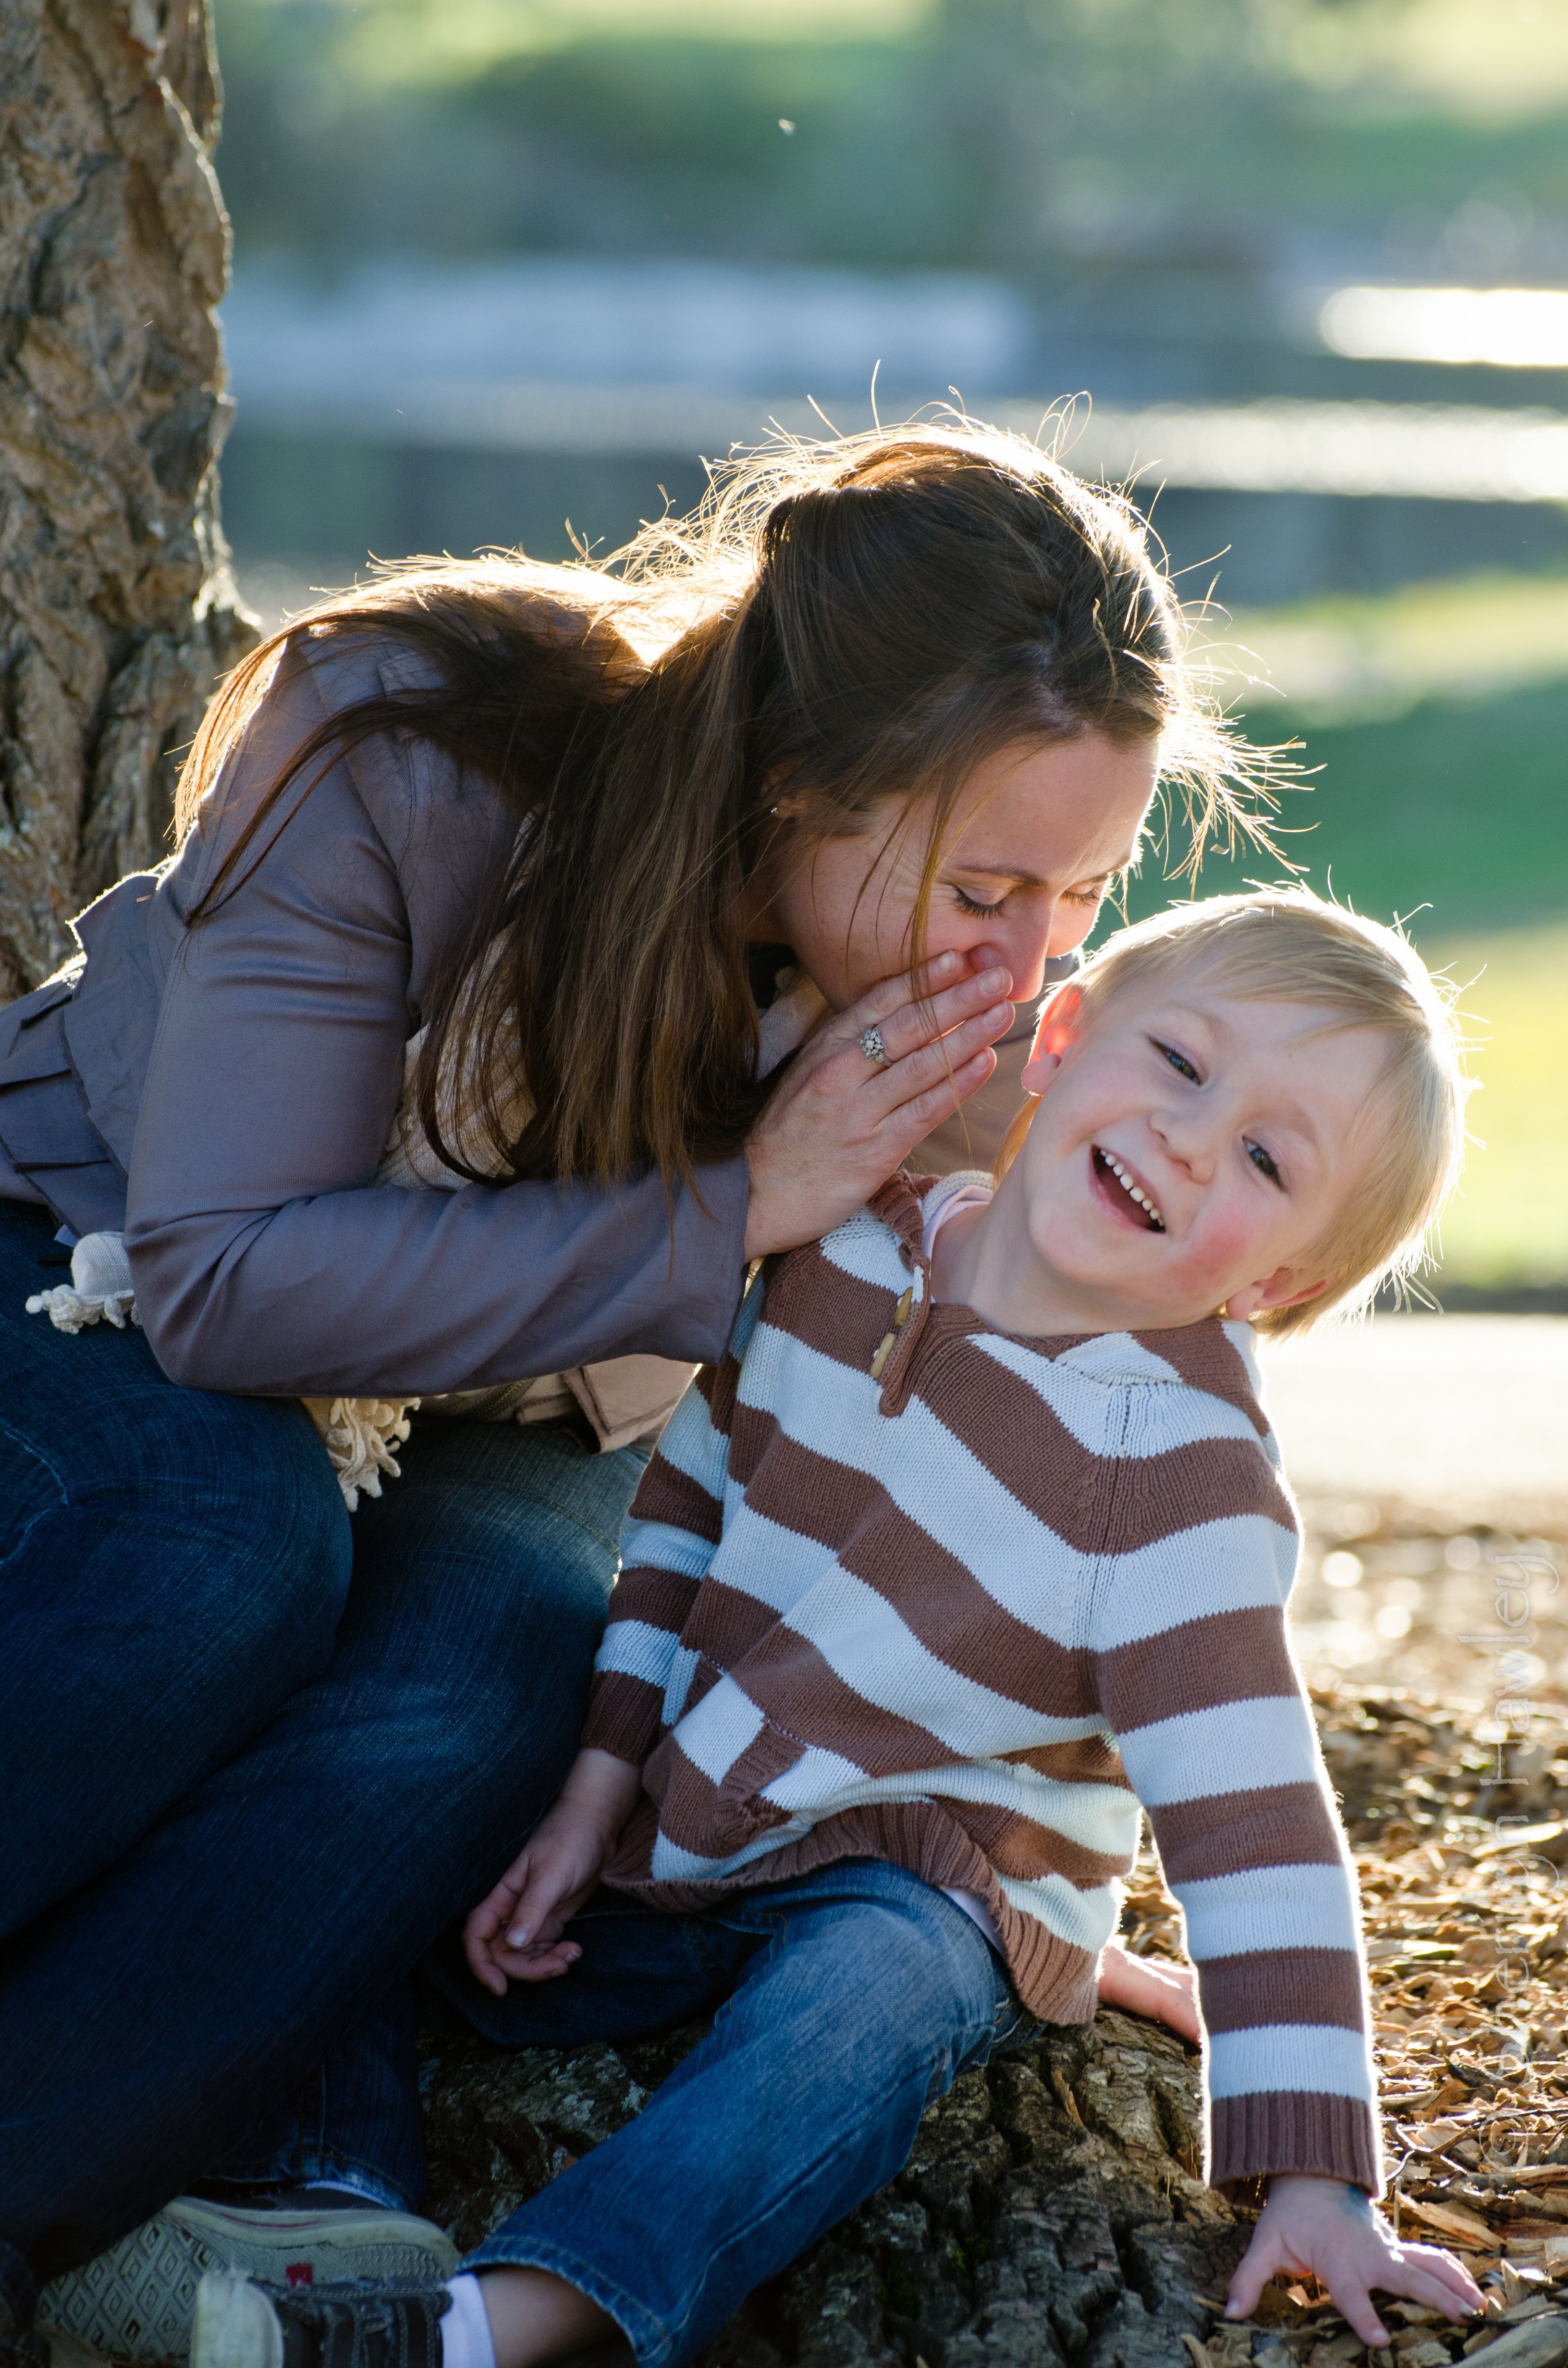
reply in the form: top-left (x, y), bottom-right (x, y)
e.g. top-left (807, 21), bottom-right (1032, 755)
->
top-left (796, 958), bottom-right (1013, 1079)
top-left (852, 968), bottom-right (1014, 1072)
top-left (865, 1005), bottom-right (1014, 1114)
top-left (741, 956), bottom-right (1017, 1259)
top-left (884, 1048), bottom-right (998, 1138)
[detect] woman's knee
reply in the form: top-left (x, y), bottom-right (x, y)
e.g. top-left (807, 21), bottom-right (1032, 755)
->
top-left (161, 1395), bottom-right (353, 1668)
top-left (6, 1383), bottom-right (352, 1686)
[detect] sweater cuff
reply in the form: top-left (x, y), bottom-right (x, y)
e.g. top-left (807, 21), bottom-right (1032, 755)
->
top-left (582, 1669), bottom-right (664, 1768)
top-left (1209, 2092), bottom-right (1384, 2198)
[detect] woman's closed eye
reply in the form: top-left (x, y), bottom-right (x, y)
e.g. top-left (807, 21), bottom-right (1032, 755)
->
top-left (949, 875), bottom-right (1111, 919)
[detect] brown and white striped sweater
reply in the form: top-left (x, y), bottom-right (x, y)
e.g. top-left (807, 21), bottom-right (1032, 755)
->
top-left (584, 1171), bottom-right (1379, 2195)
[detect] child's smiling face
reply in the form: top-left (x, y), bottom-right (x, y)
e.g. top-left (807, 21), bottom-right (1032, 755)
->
top-left (987, 963), bottom-right (1395, 1333)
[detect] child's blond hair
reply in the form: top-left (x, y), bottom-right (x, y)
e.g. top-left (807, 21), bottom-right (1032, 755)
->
top-left (996, 888), bottom-right (1470, 1335)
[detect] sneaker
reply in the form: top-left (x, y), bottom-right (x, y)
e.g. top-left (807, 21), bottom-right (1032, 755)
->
top-left (189, 2269), bottom-right (449, 2368)
top-left (0, 2336), bottom-right (50, 2368)
top-left (26, 2332), bottom-right (112, 2368)
top-left (36, 2199), bottom-right (458, 2365)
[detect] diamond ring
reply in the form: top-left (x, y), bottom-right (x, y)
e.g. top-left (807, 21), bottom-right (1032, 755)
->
top-left (859, 1024), bottom-right (891, 1066)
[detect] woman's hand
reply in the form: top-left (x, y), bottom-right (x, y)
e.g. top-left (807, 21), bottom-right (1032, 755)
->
top-left (743, 950), bottom-right (1015, 1259)
top-left (1096, 1939), bottom-right (1200, 2044)
top-left (463, 1748), bottom-right (642, 1995)
top-left (1227, 2177), bottom-right (1483, 2345)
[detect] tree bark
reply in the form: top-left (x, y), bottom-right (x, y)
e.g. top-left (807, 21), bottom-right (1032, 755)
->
top-left (0, 0), bottom-right (256, 1001)
top-left (421, 2008), bottom-right (1250, 2368)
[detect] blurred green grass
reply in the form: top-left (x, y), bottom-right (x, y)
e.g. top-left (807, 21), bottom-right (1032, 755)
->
top-left (1116, 572), bottom-right (1568, 1289)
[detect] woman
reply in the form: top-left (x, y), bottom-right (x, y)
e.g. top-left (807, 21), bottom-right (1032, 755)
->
top-left (0, 425), bottom-right (1256, 2354)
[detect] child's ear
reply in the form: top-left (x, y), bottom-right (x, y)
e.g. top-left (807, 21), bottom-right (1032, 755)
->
top-left (1222, 1267), bottom-right (1332, 1322)
top-left (1020, 983), bottom-right (1084, 1095)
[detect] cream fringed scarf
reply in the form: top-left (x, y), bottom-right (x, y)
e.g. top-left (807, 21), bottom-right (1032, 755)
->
top-left (25, 971), bottom-right (826, 1506)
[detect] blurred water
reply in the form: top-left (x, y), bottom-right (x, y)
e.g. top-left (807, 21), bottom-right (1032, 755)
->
top-left (219, 255), bottom-right (1568, 600)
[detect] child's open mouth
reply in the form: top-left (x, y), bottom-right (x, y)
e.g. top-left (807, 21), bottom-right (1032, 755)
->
top-left (1091, 1146), bottom-right (1165, 1233)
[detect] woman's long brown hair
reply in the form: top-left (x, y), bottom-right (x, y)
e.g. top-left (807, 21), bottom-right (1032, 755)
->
top-left (176, 421), bottom-right (1280, 1192)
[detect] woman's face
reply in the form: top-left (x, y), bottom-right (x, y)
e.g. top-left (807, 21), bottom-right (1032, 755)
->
top-left (752, 731), bottom-right (1160, 1011)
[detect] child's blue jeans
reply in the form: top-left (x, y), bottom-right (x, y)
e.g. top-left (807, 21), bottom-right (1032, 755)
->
top-left (430, 1859), bottom-right (1025, 2368)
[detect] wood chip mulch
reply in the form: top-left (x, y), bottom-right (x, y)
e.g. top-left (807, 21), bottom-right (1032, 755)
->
top-left (1122, 1682), bottom-right (1568, 2366)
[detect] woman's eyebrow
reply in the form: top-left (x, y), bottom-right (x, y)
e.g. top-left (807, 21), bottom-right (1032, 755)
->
top-left (950, 861), bottom-right (1050, 887)
top-left (948, 850), bottom-right (1131, 887)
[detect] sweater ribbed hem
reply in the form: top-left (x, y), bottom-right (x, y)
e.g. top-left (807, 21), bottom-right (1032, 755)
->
top-left (602, 1798), bottom-right (1104, 2025)
top-left (1209, 2090), bottom-right (1383, 2197)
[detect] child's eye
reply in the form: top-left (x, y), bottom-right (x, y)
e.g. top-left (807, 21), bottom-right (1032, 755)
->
top-left (952, 885), bottom-right (1004, 917)
top-left (1246, 1139), bottom-right (1283, 1185)
top-left (1154, 1040), bottom-right (1200, 1083)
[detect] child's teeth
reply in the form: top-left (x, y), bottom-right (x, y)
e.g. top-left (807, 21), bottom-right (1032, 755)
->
top-left (1102, 1152), bottom-right (1164, 1227)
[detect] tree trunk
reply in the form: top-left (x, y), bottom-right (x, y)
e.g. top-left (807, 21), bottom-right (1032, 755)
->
top-left (0, 0), bottom-right (256, 1001)
top-left (421, 2008), bottom-right (1251, 2368)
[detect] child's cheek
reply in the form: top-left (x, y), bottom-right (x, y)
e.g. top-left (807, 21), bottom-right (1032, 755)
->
top-left (1167, 1214), bottom-right (1253, 1301)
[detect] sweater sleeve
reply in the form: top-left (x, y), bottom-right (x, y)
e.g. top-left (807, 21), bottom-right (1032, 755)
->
top-left (122, 637), bottom-right (748, 1396)
top-left (1089, 1417), bottom-right (1381, 2197)
top-left (582, 1342), bottom-right (743, 1766)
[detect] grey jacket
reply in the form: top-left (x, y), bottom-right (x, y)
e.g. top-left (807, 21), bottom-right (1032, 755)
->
top-left (0, 635), bottom-right (748, 1397)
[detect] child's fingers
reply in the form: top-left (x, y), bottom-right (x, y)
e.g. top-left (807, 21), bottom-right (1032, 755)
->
top-left (491, 1937), bottom-right (582, 1983)
top-left (1330, 2276), bottom-right (1388, 2348)
top-left (509, 1940), bottom-right (583, 1983)
top-left (463, 1864), bottom-right (546, 1988)
top-left (462, 1905), bottom-right (504, 1986)
top-left (503, 1852), bottom-right (592, 1949)
top-left (1378, 2245), bottom-right (1484, 2319)
top-left (1225, 2228), bottom-right (1289, 2319)
top-left (466, 1861), bottom-right (531, 1941)
top-left (1098, 1945), bottom-right (1201, 2043)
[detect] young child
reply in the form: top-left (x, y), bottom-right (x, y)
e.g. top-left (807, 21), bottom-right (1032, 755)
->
top-left (197, 889), bottom-right (1482, 2368)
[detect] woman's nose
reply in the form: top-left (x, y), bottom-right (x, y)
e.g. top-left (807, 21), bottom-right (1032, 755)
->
top-left (970, 906), bottom-right (1057, 1003)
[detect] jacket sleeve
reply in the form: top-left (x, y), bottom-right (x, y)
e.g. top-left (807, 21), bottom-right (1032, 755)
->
top-left (1088, 1419), bottom-right (1381, 2197)
top-left (123, 638), bottom-right (749, 1397)
top-left (581, 1284), bottom-right (757, 1764)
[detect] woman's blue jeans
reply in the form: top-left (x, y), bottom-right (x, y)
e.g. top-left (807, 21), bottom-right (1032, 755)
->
top-left (0, 1200), bottom-right (643, 2327)
top-left (426, 1862), bottom-right (1021, 2368)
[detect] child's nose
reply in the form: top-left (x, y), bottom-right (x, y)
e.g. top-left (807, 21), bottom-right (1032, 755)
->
top-left (1150, 1108), bottom-right (1215, 1182)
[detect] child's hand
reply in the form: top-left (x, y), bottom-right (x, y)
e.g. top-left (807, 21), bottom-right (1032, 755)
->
top-left (1096, 1938), bottom-right (1200, 2044)
top-left (1227, 2176), bottom-right (1484, 2344)
top-left (463, 1749), bottom-right (643, 1996)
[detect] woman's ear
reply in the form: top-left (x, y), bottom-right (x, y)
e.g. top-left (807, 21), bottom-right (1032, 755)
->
top-left (1020, 983), bottom-right (1084, 1095)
